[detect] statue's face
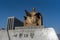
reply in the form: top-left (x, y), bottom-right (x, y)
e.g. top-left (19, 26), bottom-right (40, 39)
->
top-left (25, 14), bottom-right (37, 24)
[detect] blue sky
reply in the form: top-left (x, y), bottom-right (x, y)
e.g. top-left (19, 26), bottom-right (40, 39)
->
top-left (0, 0), bottom-right (60, 34)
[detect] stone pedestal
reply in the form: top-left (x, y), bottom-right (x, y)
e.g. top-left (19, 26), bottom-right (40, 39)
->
top-left (0, 27), bottom-right (59, 40)
top-left (8, 27), bottom-right (59, 40)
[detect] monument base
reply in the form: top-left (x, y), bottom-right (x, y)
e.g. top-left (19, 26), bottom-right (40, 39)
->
top-left (0, 27), bottom-right (59, 40)
top-left (8, 27), bottom-right (59, 40)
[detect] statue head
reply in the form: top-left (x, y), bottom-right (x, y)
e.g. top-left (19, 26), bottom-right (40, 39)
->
top-left (24, 8), bottom-right (43, 26)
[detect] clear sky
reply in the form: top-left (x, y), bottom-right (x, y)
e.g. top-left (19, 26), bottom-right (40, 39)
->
top-left (0, 0), bottom-right (60, 34)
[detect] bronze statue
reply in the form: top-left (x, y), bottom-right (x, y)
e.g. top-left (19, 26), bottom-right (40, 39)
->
top-left (24, 8), bottom-right (43, 27)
